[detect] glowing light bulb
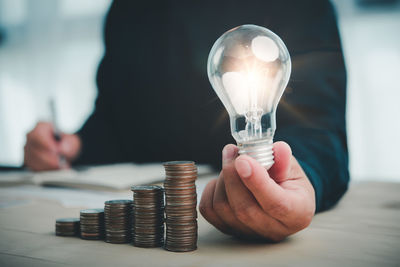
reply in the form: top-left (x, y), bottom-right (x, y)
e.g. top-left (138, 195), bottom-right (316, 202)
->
top-left (207, 24), bottom-right (291, 169)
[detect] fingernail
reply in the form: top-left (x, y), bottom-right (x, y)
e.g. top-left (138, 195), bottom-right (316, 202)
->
top-left (236, 158), bottom-right (252, 178)
top-left (222, 146), bottom-right (235, 164)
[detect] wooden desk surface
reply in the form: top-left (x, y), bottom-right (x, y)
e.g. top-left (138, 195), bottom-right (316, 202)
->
top-left (0, 181), bottom-right (399, 267)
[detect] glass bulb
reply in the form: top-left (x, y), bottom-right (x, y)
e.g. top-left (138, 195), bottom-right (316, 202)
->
top-left (207, 24), bottom-right (291, 169)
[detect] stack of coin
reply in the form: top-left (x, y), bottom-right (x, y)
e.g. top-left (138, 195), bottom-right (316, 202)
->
top-left (55, 218), bottom-right (80, 236)
top-left (131, 185), bottom-right (164, 247)
top-left (104, 200), bottom-right (133, 243)
top-left (163, 161), bottom-right (198, 252)
top-left (80, 209), bottom-right (105, 240)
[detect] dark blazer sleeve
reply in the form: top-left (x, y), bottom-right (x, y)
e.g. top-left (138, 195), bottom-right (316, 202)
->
top-left (74, 2), bottom-right (125, 165)
top-left (274, 0), bottom-right (349, 212)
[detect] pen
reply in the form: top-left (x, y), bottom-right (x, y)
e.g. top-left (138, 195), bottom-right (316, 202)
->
top-left (49, 99), bottom-right (68, 168)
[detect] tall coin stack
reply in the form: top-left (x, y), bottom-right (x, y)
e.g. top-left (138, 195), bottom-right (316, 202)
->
top-left (131, 185), bottom-right (164, 247)
top-left (104, 200), bottom-right (133, 243)
top-left (80, 209), bottom-right (105, 240)
top-left (163, 161), bottom-right (198, 252)
top-left (55, 218), bottom-right (80, 237)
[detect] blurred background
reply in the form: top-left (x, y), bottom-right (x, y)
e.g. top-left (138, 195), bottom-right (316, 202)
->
top-left (0, 0), bottom-right (399, 182)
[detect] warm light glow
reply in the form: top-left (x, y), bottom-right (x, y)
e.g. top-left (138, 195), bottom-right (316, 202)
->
top-left (222, 71), bottom-right (247, 115)
top-left (222, 67), bottom-right (272, 116)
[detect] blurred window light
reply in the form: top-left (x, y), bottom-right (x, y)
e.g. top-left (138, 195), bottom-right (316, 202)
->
top-left (357, 0), bottom-right (400, 7)
top-left (0, 0), bottom-right (109, 166)
top-left (332, 0), bottom-right (400, 181)
top-left (0, 0), bottom-right (27, 26)
top-left (60, 0), bottom-right (111, 18)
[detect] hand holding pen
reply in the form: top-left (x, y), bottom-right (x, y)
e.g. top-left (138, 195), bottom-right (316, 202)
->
top-left (23, 100), bottom-right (81, 171)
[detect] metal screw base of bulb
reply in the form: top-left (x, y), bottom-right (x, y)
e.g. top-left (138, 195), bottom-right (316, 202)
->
top-left (237, 138), bottom-right (274, 170)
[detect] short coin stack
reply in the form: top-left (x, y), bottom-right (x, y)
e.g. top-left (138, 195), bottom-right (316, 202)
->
top-left (55, 218), bottom-right (80, 236)
top-left (163, 161), bottom-right (198, 252)
top-left (104, 200), bottom-right (133, 243)
top-left (131, 185), bottom-right (164, 247)
top-left (80, 209), bottom-right (105, 240)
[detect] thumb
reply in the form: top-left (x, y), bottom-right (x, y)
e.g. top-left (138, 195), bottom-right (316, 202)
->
top-left (235, 155), bottom-right (289, 218)
top-left (268, 141), bottom-right (292, 183)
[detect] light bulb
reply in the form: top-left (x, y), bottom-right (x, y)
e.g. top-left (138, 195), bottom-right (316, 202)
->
top-left (207, 24), bottom-right (291, 169)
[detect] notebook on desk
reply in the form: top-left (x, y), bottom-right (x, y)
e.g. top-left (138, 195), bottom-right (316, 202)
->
top-left (0, 163), bottom-right (214, 191)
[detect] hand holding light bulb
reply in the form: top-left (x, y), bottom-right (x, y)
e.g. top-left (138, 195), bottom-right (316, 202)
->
top-left (200, 142), bottom-right (315, 241)
top-left (200, 25), bottom-right (315, 241)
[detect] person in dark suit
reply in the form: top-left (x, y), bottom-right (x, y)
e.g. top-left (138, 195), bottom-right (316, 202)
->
top-left (24, 0), bottom-right (349, 241)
